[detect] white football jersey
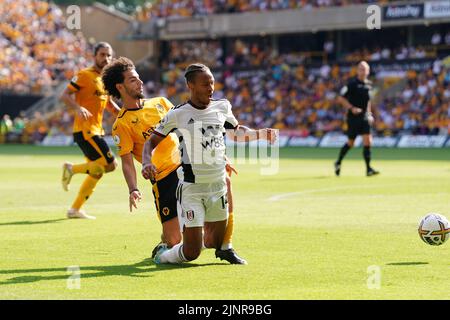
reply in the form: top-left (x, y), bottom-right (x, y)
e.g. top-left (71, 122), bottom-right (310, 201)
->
top-left (154, 99), bottom-right (239, 184)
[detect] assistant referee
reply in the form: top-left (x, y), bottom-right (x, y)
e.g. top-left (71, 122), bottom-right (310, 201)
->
top-left (334, 61), bottom-right (379, 177)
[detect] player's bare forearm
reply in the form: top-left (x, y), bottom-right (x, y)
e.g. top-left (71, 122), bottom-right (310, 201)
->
top-left (121, 153), bottom-right (138, 193)
top-left (227, 125), bottom-right (276, 143)
top-left (60, 88), bottom-right (80, 111)
top-left (142, 133), bottom-right (165, 180)
top-left (142, 139), bottom-right (154, 169)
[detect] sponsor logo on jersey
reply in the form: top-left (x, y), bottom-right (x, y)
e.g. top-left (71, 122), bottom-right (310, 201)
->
top-left (142, 127), bottom-right (155, 139)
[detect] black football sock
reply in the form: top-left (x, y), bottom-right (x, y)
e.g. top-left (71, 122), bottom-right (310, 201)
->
top-left (337, 143), bottom-right (351, 164)
top-left (363, 146), bottom-right (371, 171)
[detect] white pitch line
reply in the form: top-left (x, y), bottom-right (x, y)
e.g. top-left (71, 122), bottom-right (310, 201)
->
top-left (268, 184), bottom-right (401, 202)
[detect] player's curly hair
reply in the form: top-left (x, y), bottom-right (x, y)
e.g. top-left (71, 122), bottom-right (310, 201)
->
top-left (184, 63), bottom-right (211, 83)
top-left (101, 56), bottom-right (135, 99)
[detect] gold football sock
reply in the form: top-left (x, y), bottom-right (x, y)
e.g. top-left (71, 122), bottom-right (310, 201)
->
top-left (221, 211), bottom-right (234, 250)
top-left (71, 175), bottom-right (101, 210)
top-left (72, 161), bottom-right (105, 176)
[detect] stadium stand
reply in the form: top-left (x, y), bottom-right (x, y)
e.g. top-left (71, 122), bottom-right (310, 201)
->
top-left (0, 0), bottom-right (93, 95)
top-left (133, 0), bottom-right (391, 21)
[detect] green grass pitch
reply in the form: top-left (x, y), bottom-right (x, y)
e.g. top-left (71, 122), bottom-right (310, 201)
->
top-left (0, 145), bottom-right (449, 299)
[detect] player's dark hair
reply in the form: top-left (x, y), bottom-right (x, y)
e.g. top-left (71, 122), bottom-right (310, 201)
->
top-left (101, 56), bottom-right (135, 99)
top-left (184, 63), bottom-right (210, 83)
top-left (94, 42), bottom-right (112, 56)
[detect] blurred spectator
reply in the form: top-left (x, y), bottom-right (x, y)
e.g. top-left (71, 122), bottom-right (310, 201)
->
top-left (445, 32), bottom-right (450, 46)
top-left (0, 114), bottom-right (13, 143)
top-left (431, 32), bottom-right (442, 45)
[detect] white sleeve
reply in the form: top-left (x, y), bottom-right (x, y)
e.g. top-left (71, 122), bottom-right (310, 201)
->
top-left (154, 109), bottom-right (177, 137)
top-left (224, 100), bottom-right (239, 129)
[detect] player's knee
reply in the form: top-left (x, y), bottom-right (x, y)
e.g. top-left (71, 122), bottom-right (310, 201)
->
top-left (89, 172), bottom-right (103, 179)
top-left (105, 160), bottom-right (118, 173)
top-left (347, 141), bottom-right (355, 148)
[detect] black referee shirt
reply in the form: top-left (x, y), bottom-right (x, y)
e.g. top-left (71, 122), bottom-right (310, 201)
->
top-left (339, 77), bottom-right (372, 118)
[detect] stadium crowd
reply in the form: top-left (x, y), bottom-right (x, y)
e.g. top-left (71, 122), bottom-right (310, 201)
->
top-left (0, 0), bottom-right (92, 94)
top-left (134, 0), bottom-right (389, 21)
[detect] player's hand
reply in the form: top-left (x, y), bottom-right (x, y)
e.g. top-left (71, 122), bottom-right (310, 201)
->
top-left (78, 106), bottom-right (93, 120)
top-left (142, 163), bottom-right (157, 181)
top-left (351, 107), bottom-right (363, 115)
top-left (259, 128), bottom-right (277, 144)
top-left (129, 190), bottom-right (141, 212)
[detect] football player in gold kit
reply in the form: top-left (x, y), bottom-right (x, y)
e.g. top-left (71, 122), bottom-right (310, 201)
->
top-left (60, 42), bottom-right (120, 219)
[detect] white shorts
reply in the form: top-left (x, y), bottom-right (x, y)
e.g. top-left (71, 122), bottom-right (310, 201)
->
top-left (176, 180), bottom-right (228, 231)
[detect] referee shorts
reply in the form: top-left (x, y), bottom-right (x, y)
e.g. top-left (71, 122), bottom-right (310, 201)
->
top-left (73, 131), bottom-right (115, 166)
top-left (152, 169), bottom-right (179, 224)
top-left (346, 117), bottom-right (371, 140)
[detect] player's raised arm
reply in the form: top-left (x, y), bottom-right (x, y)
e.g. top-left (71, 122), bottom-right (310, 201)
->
top-left (227, 125), bottom-right (277, 144)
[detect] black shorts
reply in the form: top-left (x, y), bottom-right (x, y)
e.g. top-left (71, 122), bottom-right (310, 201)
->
top-left (346, 117), bottom-right (371, 140)
top-left (73, 132), bottom-right (115, 165)
top-left (152, 169), bottom-right (179, 224)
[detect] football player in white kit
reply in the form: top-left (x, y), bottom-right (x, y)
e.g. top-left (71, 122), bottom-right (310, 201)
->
top-left (141, 63), bottom-right (276, 264)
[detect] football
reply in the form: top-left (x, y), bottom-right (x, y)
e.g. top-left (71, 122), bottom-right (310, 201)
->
top-left (418, 214), bottom-right (450, 246)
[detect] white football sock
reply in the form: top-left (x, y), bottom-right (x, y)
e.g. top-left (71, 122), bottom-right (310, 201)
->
top-left (221, 243), bottom-right (233, 250)
top-left (159, 243), bottom-right (187, 264)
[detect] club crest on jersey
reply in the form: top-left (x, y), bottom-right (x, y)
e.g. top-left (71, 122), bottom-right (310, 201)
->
top-left (186, 210), bottom-right (194, 221)
top-left (113, 135), bottom-right (120, 145)
top-left (156, 104), bottom-right (164, 112)
top-left (162, 207), bottom-right (170, 216)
